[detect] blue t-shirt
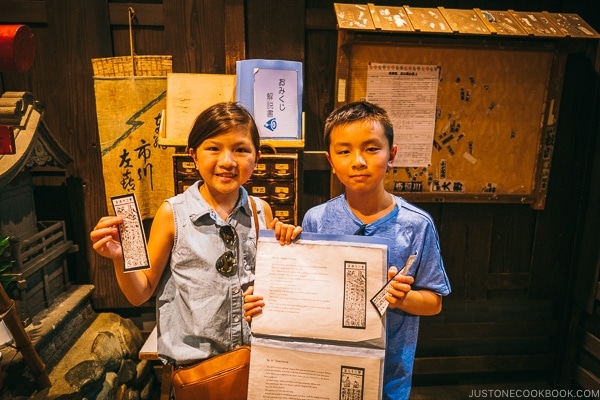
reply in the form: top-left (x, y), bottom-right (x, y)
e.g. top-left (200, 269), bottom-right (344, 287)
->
top-left (302, 194), bottom-right (451, 400)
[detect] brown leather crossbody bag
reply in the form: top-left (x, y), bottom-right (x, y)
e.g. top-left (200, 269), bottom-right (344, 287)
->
top-left (171, 345), bottom-right (251, 400)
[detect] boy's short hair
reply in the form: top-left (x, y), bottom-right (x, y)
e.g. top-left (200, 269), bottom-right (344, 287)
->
top-left (324, 101), bottom-right (394, 149)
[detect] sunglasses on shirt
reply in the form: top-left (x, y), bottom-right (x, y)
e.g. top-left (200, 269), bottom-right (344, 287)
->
top-left (216, 225), bottom-right (238, 277)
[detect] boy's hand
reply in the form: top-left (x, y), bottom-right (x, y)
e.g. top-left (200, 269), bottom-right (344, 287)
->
top-left (385, 266), bottom-right (414, 309)
top-left (270, 217), bottom-right (302, 245)
top-left (243, 286), bottom-right (265, 323)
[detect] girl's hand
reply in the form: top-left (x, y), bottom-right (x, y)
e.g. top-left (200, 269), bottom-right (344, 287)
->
top-left (243, 286), bottom-right (265, 323)
top-left (385, 266), bottom-right (415, 309)
top-left (269, 217), bottom-right (302, 245)
top-left (90, 216), bottom-right (125, 260)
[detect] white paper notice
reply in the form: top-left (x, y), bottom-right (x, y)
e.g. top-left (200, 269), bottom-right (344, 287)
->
top-left (367, 63), bottom-right (440, 167)
top-left (248, 337), bottom-right (384, 400)
top-left (253, 68), bottom-right (299, 139)
top-left (252, 234), bottom-right (388, 346)
top-left (250, 232), bottom-right (388, 399)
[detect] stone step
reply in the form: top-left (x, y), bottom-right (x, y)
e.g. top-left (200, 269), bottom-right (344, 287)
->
top-left (2, 286), bottom-right (94, 365)
top-left (0, 284), bottom-right (159, 399)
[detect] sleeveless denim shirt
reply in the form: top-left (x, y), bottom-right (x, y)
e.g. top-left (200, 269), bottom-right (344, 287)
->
top-left (156, 182), bottom-right (266, 365)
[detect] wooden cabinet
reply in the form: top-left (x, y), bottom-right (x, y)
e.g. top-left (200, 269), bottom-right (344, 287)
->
top-left (173, 153), bottom-right (299, 224)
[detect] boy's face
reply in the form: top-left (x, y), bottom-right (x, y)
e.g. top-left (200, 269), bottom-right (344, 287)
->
top-left (326, 120), bottom-right (397, 194)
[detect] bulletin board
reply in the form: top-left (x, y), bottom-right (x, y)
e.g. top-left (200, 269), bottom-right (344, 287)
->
top-left (336, 40), bottom-right (556, 208)
top-left (332, 5), bottom-right (599, 208)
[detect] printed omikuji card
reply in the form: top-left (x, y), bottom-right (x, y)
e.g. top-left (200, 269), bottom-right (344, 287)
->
top-left (111, 193), bottom-right (150, 272)
top-left (370, 252), bottom-right (418, 317)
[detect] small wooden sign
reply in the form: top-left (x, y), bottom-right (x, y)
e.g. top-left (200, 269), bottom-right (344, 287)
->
top-left (439, 8), bottom-right (490, 35)
top-left (404, 7), bottom-right (452, 33)
top-left (477, 10), bottom-right (528, 36)
top-left (547, 13), bottom-right (600, 38)
top-left (370, 5), bottom-right (414, 32)
top-left (334, 3), bottom-right (375, 30)
top-left (509, 11), bottom-right (563, 37)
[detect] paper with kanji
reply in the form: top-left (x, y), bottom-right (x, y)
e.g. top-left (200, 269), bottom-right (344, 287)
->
top-left (248, 232), bottom-right (389, 400)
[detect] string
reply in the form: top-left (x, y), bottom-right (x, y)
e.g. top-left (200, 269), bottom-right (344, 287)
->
top-left (128, 7), bottom-right (136, 76)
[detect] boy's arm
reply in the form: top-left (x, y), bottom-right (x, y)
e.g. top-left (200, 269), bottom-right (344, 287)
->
top-left (385, 266), bottom-right (443, 316)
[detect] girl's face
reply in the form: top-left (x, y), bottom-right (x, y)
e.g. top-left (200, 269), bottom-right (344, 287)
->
top-left (189, 127), bottom-right (259, 197)
top-left (327, 120), bottom-right (397, 195)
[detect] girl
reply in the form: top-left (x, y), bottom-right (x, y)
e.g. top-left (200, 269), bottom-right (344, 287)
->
top-left (90, 102), bottom-right (301, 367)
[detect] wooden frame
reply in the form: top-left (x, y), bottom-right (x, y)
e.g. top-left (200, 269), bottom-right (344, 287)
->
top-left (332, 4), bottom-right (599, 209)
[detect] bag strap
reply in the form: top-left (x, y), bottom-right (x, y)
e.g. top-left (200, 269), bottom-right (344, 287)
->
top-left (249, 196), bottom-right (259, 239)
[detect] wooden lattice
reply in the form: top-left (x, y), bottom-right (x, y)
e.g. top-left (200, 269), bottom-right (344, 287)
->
top-left (91, 55), bottom-right (172, 77)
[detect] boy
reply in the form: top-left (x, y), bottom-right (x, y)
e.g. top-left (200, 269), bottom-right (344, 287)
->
top-left (302, 101), bottom-right (451, 400)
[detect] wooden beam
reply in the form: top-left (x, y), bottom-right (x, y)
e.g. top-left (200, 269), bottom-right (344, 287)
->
top-left (419, 320), bottom-right (558, 339)
top-left (163, 0), bottom-right (228, 73)
top-left (414, 354), bottom-right (553, 375)
top-left (0, 1), bottom-right (47, 24)
top-left (224, 0), bottom-right (245, 74)
top-left (573, 365), bottom-right (600, 391)
top-left (306, 8), bottom-right (337, 30)
top-left (40, 0), bottom-right (127, 309)
top-left (108, 3), bottom-right (164, 27)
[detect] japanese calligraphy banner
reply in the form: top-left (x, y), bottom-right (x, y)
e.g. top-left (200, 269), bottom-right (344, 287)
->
top-left (93, 76), bottom-right (175, 220)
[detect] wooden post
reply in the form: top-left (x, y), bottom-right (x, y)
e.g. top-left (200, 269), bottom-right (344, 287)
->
top-left (0, 285), bottom-right (51, 389)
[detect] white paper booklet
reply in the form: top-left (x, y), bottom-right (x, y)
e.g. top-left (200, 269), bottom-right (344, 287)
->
top-left (249, 231), bottom-right (389, 399)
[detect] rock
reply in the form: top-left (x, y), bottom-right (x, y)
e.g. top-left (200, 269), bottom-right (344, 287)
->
top-left (139, 374), bottom-right (155, 400)
top-left (95, 371), bottom-right (118, 400)
top-left (118, 318), bottom-right (143, 358)
top-left (64, 359), bottom-right (105, 392)
top-left (91, 331), bottom-right (123, 372)
top-left (117, 358), bottom-right (137, 385)
top-left (45, 313), bottom-right (157, 399)
top-left (132, 359), bottom-right (151, 387)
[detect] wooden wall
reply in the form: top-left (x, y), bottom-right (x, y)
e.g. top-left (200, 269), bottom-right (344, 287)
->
top-left (1, 0), bottom-right (600, 389)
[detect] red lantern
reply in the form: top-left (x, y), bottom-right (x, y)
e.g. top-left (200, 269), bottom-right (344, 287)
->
top-left (0, 25), bottom-right (35, 72)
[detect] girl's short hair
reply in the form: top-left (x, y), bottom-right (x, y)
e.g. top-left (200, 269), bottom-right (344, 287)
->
top-left (187, 102), bottom-right (260, 153)
top-left (323, 101), bottom-right (394, 149)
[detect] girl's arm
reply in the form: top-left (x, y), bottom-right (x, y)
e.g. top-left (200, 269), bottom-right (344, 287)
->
top-left (90, 201), bottom-right (174, 306)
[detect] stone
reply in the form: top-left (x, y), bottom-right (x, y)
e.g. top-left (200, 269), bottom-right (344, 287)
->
top-left (117, 318), bottom-right (143, 359)
top-left (117, 358), bottom-right (137, 385)
top-left (45, 313), bottom-right (157, 399)
top-left (91, 331), bottom-right (123, 372)
top-left (132, 359), bottom-right (151, 387)
top-left (64, 359), bottom-right (105, 391)
top-left (95, 371), bottom-right (118, 400)
top-left (139, 374), bottom-right (155, 400)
